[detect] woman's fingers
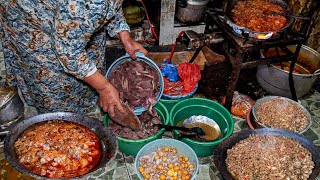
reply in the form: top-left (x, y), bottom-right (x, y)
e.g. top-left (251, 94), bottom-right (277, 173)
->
top-left (116, 102), bottom-right (125, 113)
top-left (108, 105), bottom-right (115, 117)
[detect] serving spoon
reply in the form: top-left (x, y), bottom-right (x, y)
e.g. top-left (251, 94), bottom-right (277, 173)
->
top-left (153, 124), bottom-right (205, 136)
top-left (264, 11), bottom-right (310, 20)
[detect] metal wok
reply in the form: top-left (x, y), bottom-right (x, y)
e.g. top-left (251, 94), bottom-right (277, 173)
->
top-left (217, 0), bottom-right (295, 39)
top-left (213, 128), bottom-right (320, 180)
top-left (3, 112), bottom-right (118, 179)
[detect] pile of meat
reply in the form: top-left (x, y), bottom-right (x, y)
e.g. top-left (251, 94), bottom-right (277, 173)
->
top-left (109, 60), bottom-right (160, 112)
top-left (108, 60), bottom-right (163, 140)
top-left (109, 109), bottom-right (161, 140)
top-left (226, 135), bottom-right (314, 180)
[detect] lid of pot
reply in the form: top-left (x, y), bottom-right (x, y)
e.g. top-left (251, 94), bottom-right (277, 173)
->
top-left (0, 87), bottom-right (17, 109)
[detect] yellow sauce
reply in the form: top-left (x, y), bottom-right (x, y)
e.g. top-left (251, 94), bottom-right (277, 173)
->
top-left (177, 120), bottom-right (220, 141)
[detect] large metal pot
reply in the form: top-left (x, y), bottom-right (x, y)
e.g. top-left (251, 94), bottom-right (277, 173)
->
top-left (257, 45), bottom-right (320, 98)
top-left (175, 0), bottom-right (209, 24)
top-left (0, 87), bottom-right (24, 124)
top-left (3, 112), bottom-right (118, 179)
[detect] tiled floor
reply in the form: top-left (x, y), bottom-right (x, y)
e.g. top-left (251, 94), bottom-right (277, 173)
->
top-left (1, 40), bottom-right (320, 179)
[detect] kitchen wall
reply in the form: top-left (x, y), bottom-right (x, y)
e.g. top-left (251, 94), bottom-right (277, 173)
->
top-left (288, 0), bottom-right (320, 51)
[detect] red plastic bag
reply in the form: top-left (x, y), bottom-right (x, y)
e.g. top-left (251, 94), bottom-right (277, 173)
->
top-left (177, 63), bottom-right (201, 93)
top-left (222, 91), bottom-right (255, 118)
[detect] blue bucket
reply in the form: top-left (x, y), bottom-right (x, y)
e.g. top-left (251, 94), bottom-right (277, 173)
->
top-left (106, 52), bottom-right (164, 115)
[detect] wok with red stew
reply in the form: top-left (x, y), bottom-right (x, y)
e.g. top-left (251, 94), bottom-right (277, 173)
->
top-left (220, 0), bottom-right (294, 39)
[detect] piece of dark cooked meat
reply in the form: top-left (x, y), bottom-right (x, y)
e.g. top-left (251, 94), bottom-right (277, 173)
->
top-left (110, 102), bottom-right (141, 130)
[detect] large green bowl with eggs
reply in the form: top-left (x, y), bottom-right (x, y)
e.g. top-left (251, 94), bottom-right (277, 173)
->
top-left (169, 98), bottom-right (234, 157)
top-left (103, 102), bottom-right (169, 156)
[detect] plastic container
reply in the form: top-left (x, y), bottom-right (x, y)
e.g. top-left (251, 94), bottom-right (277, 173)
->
top-left (135, 139), bottom-right (199, 180)
top-left (169, 98), bottom-right (234, 157)
top-left (105, 52), bottom-right (164, 115)
top-left (159, 99), bottom-right (184, 113)
top-left (103, 102), bottom-right (169, 156)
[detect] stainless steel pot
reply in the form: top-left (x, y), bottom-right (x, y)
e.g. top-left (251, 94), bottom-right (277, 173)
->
top-left (256, 45), bottom-right (320, 98)
top-left (0, 87), bottom-right (24, 125)
top-left (175, 0), bottom-right (209, 23)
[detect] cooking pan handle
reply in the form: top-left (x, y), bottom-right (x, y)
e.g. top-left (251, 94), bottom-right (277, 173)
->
top-left (312, 69), bottom-right (320, 76)
top-left (0, 129), bottom-right (9, 138)
top-left (207, 8), bottom-right (226, 16)
top-left (176, 0), bottom-right (187, 8)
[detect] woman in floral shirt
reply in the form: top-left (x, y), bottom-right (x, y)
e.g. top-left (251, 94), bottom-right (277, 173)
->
top-left (0, 0), bottom-right (147, 116)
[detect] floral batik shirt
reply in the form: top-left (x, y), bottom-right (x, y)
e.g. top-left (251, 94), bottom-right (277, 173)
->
top-left (0, 0), bottom-right (130, 114)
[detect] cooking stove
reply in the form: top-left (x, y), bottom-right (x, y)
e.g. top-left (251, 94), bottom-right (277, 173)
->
top-left (203, 10), bottom-right (313, 111)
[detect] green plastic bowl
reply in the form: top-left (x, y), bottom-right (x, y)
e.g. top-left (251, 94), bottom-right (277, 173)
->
top-left (159, 98), bottom-right (187, 112)
top-left (169, 98), bottom-right (234, 157)
top-left (103, 102), bottom-right (169, 156)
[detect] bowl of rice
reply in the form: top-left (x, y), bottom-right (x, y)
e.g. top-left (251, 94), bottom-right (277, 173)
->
top-left (251, 96), bottom-right (312, 134)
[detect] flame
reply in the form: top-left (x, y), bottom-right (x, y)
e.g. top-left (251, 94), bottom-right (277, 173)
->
top-left (257, 34), bottom-right (267, 39)
top-left (256, 32), bottom-right (273, 39)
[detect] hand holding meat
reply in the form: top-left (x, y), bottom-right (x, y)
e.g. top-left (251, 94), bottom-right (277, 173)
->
top-left (97, 83), bottom-right (124, 117)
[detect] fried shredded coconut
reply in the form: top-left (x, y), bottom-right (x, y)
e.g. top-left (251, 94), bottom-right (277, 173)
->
top-left (226, 135), bottom-right (314, 180)
top-left (255, 98), bottom-right (308, 133)
top-left (14, 120), bottom-right (101, 178)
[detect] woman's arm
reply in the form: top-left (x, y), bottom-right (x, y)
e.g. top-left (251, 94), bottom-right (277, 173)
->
top-left (104, 4), bottom-right (148, 58)
top-left (53, 1), bottom-right (123, 116)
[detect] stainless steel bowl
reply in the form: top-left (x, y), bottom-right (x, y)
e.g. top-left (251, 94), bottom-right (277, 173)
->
top-left (252, 96), bottom-right (312, 134)
top-left (0, 87), bottom-right (24, 125)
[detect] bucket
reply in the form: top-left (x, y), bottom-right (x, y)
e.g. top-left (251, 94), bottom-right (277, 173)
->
top-left (103, 102), bottom-right (169, 156)
top-left (106, 52), bottom-right (164, 115)
top-left (257, 45), bottom-right (320, 98)
top-left (169, 98), bottom-right (234, 157)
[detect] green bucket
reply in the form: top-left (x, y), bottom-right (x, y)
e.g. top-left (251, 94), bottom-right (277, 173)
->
top-left (159, 98), bottom-right (186, 112)
top-left (169, 98), bottom-right (234, 157)
top-left (103, 102), bottom-right (169, 156)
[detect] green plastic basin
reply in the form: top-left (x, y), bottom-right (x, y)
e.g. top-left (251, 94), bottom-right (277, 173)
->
top-left (103, 102), bottom-right (169, 156)
top-left (159, 98), bottom-right (186, 112)
top-left (169, 98), bottom-right (234, 157)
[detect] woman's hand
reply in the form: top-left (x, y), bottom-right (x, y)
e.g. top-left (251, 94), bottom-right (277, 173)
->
top-left (97, 83), bottom-right (124, 117)
top-left (83, 71), bottom-right (124, 117)
top-left (119, 31), bottom-right (148, 59)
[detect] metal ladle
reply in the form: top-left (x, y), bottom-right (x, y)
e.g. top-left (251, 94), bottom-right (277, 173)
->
top-left (265, 11), bottom-right (310, 20)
